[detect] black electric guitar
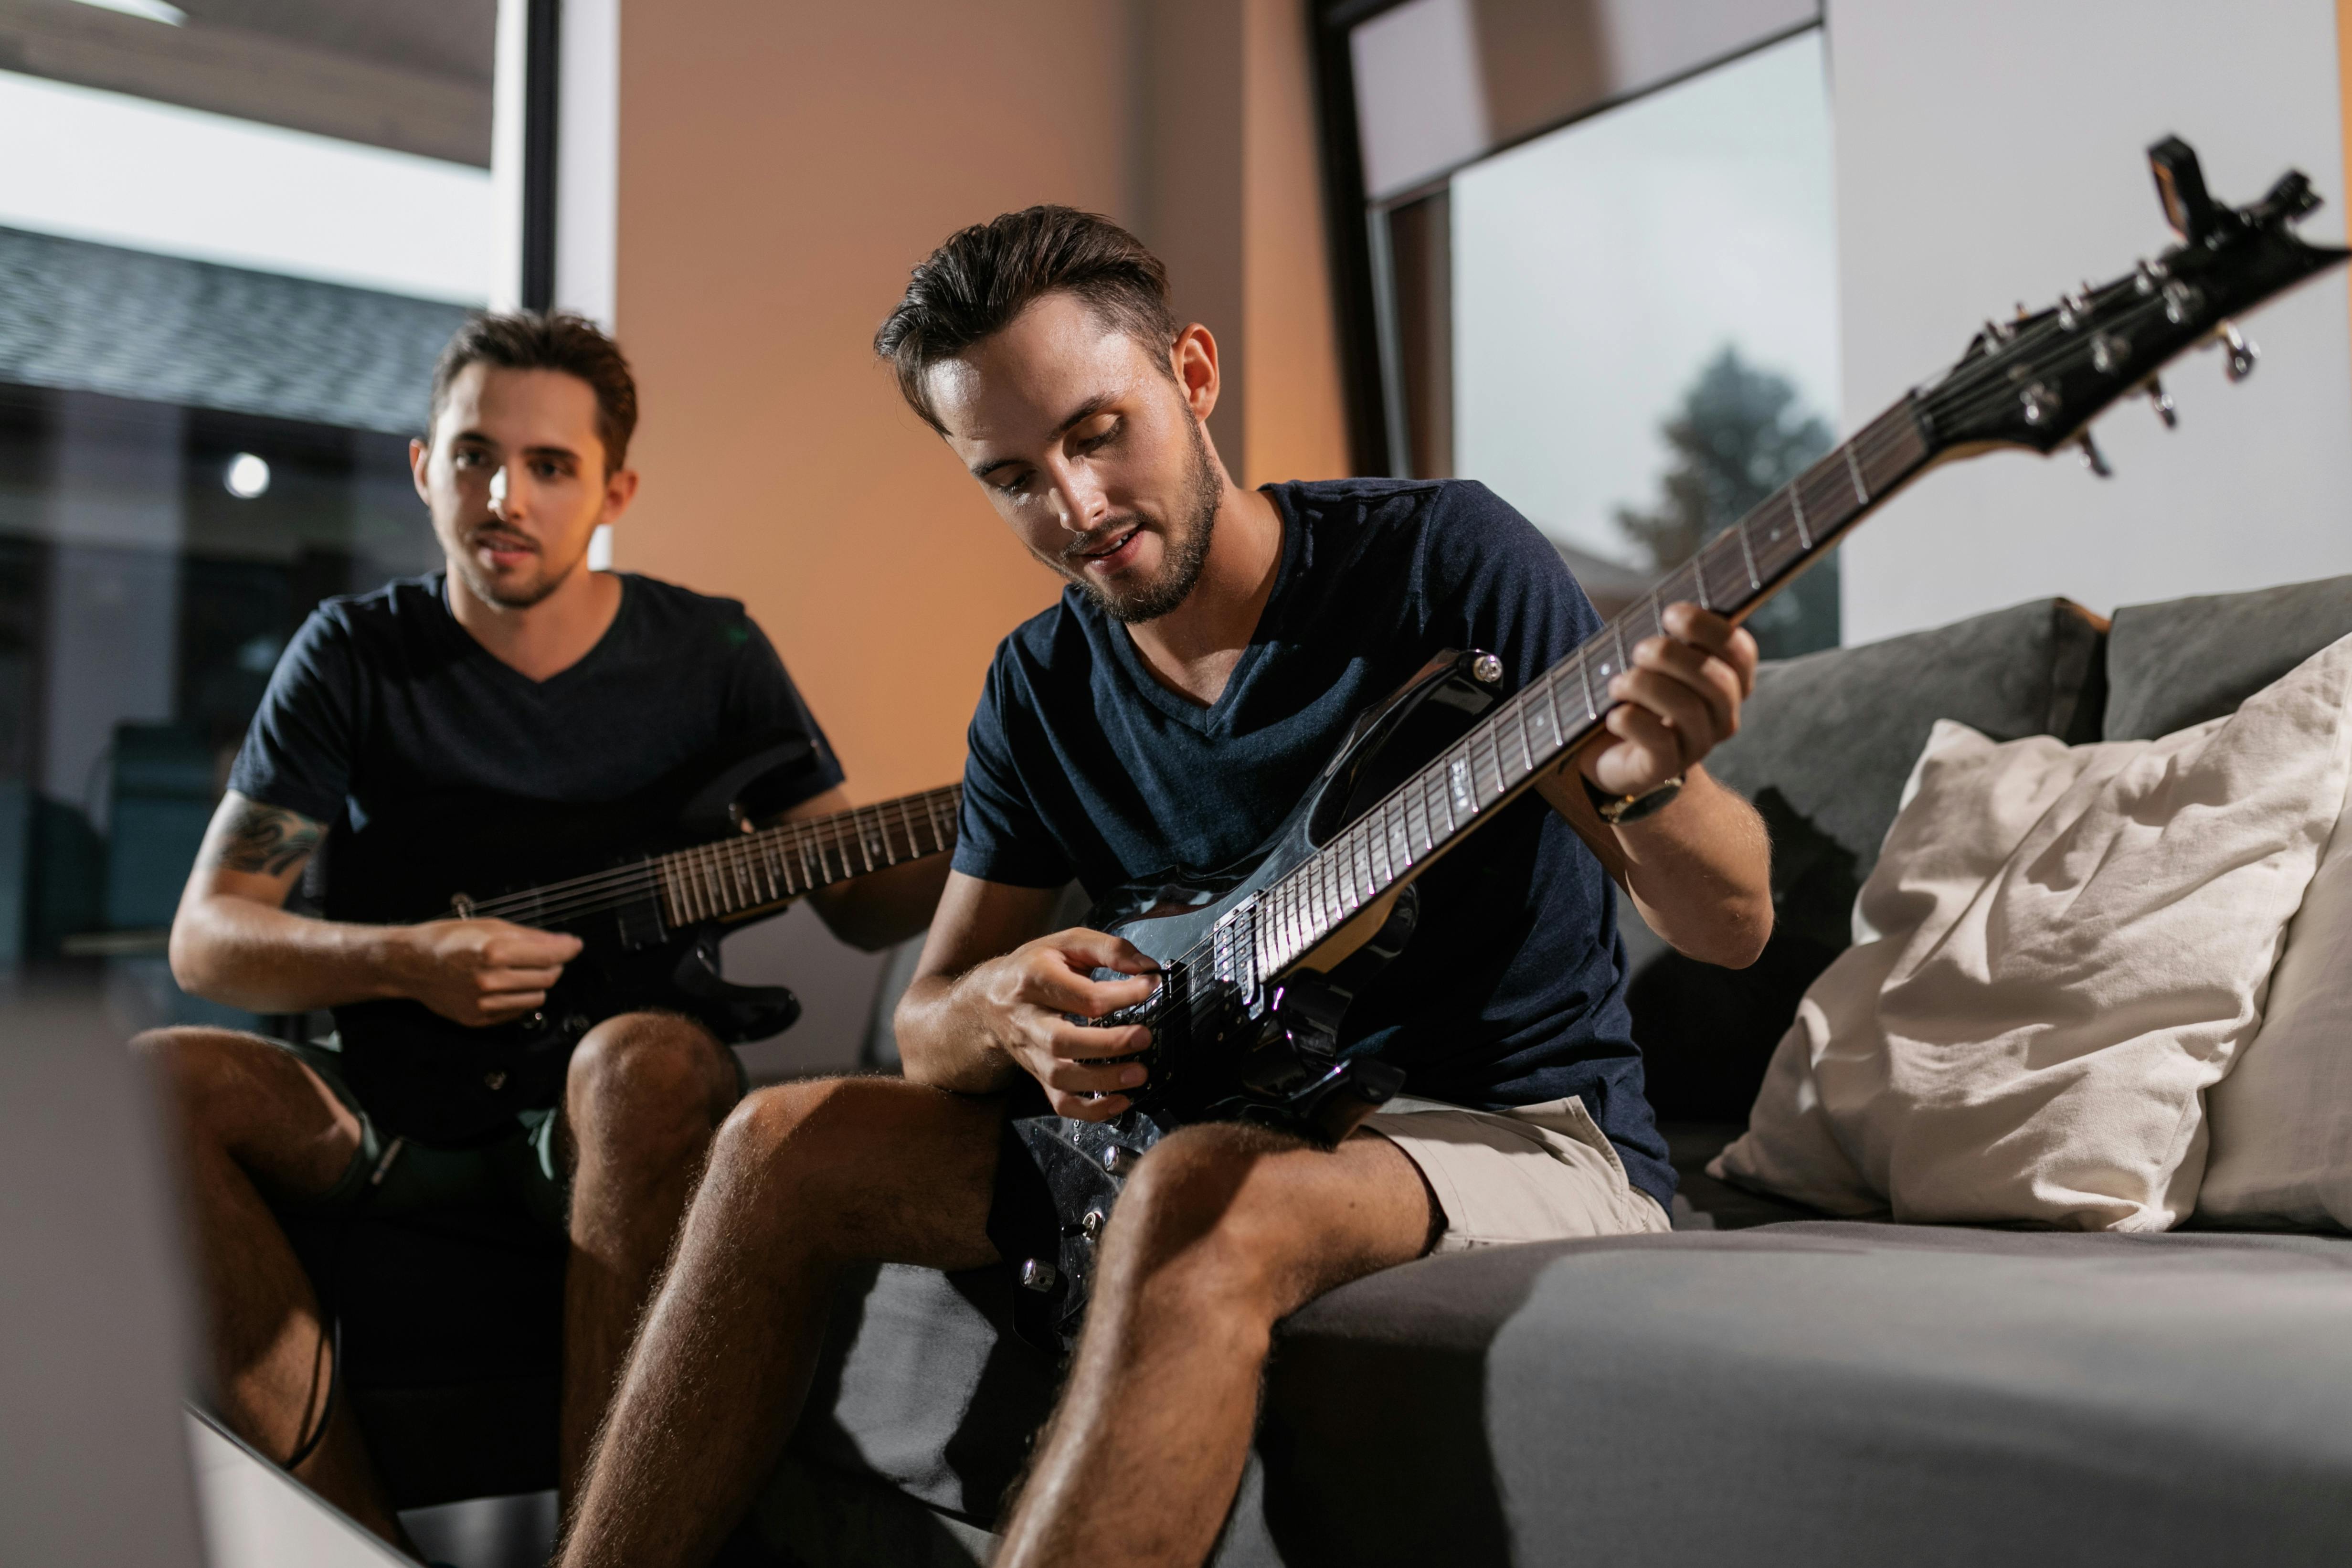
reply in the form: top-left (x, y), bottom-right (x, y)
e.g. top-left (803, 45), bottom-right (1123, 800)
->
top-left (322, 737), bottom-right (960, 1144)
top-left (995, 138), bottom-right (2351, 1344)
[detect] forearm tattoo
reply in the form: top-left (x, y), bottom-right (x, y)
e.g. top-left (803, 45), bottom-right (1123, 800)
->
top-left (211, 799), bottom-right (324, 877)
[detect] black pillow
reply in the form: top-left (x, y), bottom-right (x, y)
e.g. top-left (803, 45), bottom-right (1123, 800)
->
top-left (1632, 597), bottom-right (2107, 1123)
top-left (2104, 575), bottom-right (2352, 742)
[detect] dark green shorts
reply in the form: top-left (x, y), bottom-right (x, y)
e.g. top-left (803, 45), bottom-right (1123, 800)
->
top-left (271, 1034), bottom-right (745, 1233)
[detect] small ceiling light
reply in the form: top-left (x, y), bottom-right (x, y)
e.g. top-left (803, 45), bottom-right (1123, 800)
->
top-left (70, 0), bottom-right (187, 23)
top-left (224, 453), bottom-right (271, 498)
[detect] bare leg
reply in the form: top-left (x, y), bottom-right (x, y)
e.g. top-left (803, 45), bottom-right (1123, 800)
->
top-left (558, 1077), bottom-right (1002, 1568)
top-left (557, 1012), bottom-right (742, 1503)
top-left (137, 1027), bottom-right (413, 1550)
top-left (996, 1123), bottom-right (1436, 1568)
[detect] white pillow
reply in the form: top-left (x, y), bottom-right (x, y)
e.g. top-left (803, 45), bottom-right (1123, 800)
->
top-left (1711, 633), bottom-right (2352, 1231)
top-left (2198, 777), bottom-right (2352, 1228)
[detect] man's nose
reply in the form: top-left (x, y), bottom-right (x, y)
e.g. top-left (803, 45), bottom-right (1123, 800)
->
top-left (1046, 461), bottom-right (1104, 533)
top-left (488, 465), bottom-right (523, 520)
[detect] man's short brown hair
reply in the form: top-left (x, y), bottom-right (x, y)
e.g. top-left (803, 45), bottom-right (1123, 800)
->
top-left (427, 309), bottom-right (639, 472)
top-left (873, 206), bottom-right (1181, 433)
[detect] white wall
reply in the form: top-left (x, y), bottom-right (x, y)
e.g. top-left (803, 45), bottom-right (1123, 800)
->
top-left (1829, 0), bottom-right (2352, 643)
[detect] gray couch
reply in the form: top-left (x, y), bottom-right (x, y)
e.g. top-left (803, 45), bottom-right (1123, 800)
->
top-left (742, 575), bottom-right (2352, 1566)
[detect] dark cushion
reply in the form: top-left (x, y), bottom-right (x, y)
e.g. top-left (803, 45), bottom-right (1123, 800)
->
top-left (784, 1263), bottom-right (1059, 1526)
top-left (768, 1228), bottom-right (2352, 1567)
top-left (2104, 574), bottom-right (2352, 741)
top-left (1632, 598), bottom-right (2106, 1121)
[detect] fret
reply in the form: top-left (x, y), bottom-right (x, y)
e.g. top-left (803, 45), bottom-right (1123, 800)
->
top-left (1752, 496), bottom-right (1801, 579)
top-left (1790, 483), bottom-right (1810, 550)
top-left (1353, 827), bottom-right (1376, 905)
top-left (1844, 442), bottom-right (1869, 506)
top-left (922, 791), bottom-right (946, 853)
top-left (1443, 752), bottom-right (1469, 830)
top-left (1567, 654), bottom-right (1599, 724)
top-left (1525, 678), bottom-right (1561, 760)
top-left (1370, 805), bottom-right (1395, 886)
top-left (1699, 532), bottom-right (1748, 612)
top-left (1503, 694), bottom-right (1533, 781)
top-left (1478, 720), bottom-right (1506, 804)
top-left (1404, 781), bottom-right (1430, 857)
top-left (1736, 519), bottom-right (1760, 593)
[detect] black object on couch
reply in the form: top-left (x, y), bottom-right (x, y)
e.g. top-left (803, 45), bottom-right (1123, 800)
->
top-left (307, 576), bottom-right (2352, 1564)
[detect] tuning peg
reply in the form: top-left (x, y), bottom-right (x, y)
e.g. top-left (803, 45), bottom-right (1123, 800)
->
top-left (2077, 431), bottom-right (2113, 478)
top-left (2222, 322), bottom-right (2258, 381)
top-left (2145, 376), bottom-right (2178, 428)
top-left (1985, 317), bottom-right (2015, 344)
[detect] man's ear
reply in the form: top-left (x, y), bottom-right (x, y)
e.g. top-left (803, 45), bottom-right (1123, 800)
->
top-left (601, 465), bottom-right (641, 525)
top-left (408, 437), bottom-right (430, 505)
top-left (1170, 324), bottom-right (1220, 423)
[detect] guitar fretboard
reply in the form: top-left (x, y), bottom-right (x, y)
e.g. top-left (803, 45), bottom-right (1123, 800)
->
top-left (1240, 401), bottom-right (1931, 982)
top-left (657, 784), bottom-right (963, 926)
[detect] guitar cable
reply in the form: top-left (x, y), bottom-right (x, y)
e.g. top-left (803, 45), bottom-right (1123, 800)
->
top-left (282, 1134), bottom-right (405, 1473)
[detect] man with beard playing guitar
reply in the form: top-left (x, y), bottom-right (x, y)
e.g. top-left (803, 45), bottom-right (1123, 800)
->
top-left (560, 210), bottom-right (1771, 1568)
top-left (139, 311), bottom-right (946, 1554)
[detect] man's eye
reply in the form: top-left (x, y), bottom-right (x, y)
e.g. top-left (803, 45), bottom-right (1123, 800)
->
top-left (533, 461), bottom-right (565, 479)
top-left (1079, 420), bottom-right (1120, 454)
top-left (454, 450), bottom-right (487, 467)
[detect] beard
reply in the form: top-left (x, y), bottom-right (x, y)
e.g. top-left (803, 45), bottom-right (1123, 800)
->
top-left (452, 529), bottom-right (568, 610)
top-left (1056, 415), bottom-right (1224, 625)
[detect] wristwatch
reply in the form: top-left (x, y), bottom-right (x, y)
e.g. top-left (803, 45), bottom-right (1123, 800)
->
top-left (1580, 771), bottom-right (1685, 826)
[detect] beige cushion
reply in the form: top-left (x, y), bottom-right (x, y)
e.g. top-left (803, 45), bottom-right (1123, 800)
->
top-left (2198, 779), bottom-right (2352, 1228)
top-left (1712, 635), bottom-right (2352, 1231)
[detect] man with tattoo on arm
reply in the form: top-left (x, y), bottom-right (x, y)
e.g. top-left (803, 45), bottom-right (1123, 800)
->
top-left (139, 311), bottom-right (945, 1556)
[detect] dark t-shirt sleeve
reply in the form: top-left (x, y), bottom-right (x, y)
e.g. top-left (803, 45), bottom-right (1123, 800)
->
top-left (225, 608), bottom-right (361, 825)
top-left (721, 616), bottom-right (847, 810)
top-left (953, 646), bottom-right (1076, 889)
top-left (1417, 482), bottom-right (1606, 687)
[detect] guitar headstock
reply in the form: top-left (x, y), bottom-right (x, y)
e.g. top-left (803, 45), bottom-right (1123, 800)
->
top-left (1918, 137), bottom-right (2349, 467)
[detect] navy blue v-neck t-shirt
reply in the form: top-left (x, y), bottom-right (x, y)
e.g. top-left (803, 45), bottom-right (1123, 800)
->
top-left (228, 571), bottom-right (843, 833)
top-left (954, 478), bottom-right (1673, 1208)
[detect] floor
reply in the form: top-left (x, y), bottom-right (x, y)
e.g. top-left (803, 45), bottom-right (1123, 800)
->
top-left (187, 1409), bottom-right (559, 1568)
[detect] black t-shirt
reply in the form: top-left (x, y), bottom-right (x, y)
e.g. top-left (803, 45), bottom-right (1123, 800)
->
top-left (228, 571), bottom-right (843, 832)
top-left (954, 478), bottom-right (1673, 1207)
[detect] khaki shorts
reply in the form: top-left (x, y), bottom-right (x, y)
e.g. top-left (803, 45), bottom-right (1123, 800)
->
top-left (1365, 1094), bottom-right (1671, 1251)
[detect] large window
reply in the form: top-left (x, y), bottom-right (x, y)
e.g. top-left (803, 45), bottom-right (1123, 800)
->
top-left (0, 0), bottom-right (530, 1026)
top-left (1316, 0), bottom-right (1841, 654)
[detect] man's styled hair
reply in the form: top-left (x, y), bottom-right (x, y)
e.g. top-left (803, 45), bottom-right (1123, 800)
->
top-left (427, 309), bottom-right (639, 472)
top-left (874, 206), bottom-right (1181, 433)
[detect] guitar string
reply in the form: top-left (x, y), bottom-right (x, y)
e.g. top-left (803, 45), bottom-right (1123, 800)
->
top-left (459, 792), bottom-right (955, 922)
top-left (456, 787), bottom-right (963, 925)
top-left (1136, 410), bottom-right (1933, 1037)
top-left (468, 795), bottom-right (961, 925)
top-left (1243, 284), bottom-right (2199, 990)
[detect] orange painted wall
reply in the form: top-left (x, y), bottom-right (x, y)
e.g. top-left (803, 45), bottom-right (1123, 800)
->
top-left (609, 2), bottom-right (1133, 803)
top-left (611, 1), bottom-right (1350, 803)
top-left (1242, 0), bottom-right (1351, 487)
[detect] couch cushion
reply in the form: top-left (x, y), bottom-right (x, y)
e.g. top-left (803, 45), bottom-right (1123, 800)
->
top-left (783, 1263), bottom-right (1060, 1526)
top-left (2105, 574), bottom-right (2352, 742)
top-left (775, 1226), bottom-right (2352, 1567)
top-left (1631, 598), bottom-right (2105, 1122)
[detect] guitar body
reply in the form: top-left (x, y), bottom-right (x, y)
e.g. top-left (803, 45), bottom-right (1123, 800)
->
top-left (997, 651), bottom-right (1506, 1350)
top-left (322, 740), bottom-right (817, 1145)
top-left (1090, 647), bottom-right (1505, 1130)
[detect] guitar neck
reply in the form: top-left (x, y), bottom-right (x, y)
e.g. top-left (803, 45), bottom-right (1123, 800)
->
top-left (1252, 398), bottom-right (1933, 980)
top-left (656, 783), bottom-right (964, 926)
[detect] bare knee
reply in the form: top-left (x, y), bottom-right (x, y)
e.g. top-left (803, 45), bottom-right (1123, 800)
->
top-left (566, 1013), bottom-right (735, 1150)
top-left (701, 1078), bottom-right (995, 1265)
top-left (1100, 1125), bottom-right (1305, 1321)
top-left (133, 1027), bottom-right (290, 1139)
